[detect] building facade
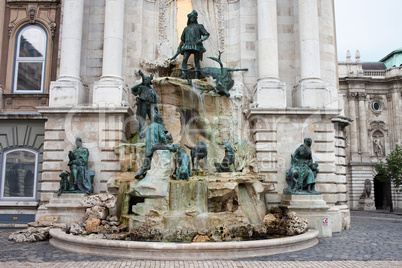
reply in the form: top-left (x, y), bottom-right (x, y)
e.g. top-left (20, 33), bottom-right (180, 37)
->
top-left (0, 0), bottom-right (353, 233)
top-left (339, 49), bottom-right (402, 211)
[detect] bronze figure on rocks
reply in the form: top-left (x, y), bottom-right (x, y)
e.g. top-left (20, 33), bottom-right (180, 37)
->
top-left (171, 10), bottom-right (210, 79)
top-left (131, 70), bottom-right (160, 132)
top-left (284, 138), bottom-right (320, 194)
top-left (135, 113), bottom-right (179, 180)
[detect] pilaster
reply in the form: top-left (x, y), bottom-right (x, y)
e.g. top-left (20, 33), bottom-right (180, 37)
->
top-left (347, 92), bottom-right (359, 155)
top-left (357, 93), bottom-right (370, 160)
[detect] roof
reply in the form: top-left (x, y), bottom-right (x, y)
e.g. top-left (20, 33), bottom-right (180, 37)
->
top-left (362, 62), bottom-right (386, 70)
top-left (379, 47), bottom-right (402, 62)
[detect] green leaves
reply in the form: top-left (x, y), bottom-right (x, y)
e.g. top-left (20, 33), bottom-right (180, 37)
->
top-left (375, 144), bottom-right (402, 191)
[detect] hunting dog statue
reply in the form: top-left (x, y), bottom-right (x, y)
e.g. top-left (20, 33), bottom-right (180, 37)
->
top-left (174, 148), bottom-right (192, 180)
top-left (185, 141), bottom-right (208, 171)
top-left (216, 142), bottom-right (238, 172)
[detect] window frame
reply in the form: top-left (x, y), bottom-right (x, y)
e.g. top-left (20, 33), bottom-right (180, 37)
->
top-left (0, 147), bottom-right (39, 201)
top-left (12, 24), bottom-right (48, 94)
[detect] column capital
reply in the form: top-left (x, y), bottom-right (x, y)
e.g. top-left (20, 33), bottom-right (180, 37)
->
top-left (347, 92), bottom-right (358, 100)
top-left (357, 92), bottom-right (367, 101)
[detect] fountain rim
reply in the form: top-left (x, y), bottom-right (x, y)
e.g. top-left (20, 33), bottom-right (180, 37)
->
top-left (49, 228), bottom-right (319, 260)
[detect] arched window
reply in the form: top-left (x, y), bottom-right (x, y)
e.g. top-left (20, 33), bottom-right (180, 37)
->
top-left (1, 148), bottom-right (39, 200)
top-left (13, 24), bottom-right (47, 93)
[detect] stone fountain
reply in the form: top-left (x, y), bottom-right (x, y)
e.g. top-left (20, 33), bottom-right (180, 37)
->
top-left (48, 67), bottom-right (320, 258)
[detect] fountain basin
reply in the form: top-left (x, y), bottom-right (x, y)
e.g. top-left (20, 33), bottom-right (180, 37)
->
top-left (49, 228), bottom-right (318, 260)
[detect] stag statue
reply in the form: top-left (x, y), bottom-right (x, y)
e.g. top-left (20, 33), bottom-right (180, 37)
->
top-left (194, 51), bottom-right (248, 97)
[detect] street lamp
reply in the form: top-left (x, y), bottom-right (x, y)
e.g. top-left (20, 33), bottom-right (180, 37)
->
top-left (388, 169), bottom-right (394, 213)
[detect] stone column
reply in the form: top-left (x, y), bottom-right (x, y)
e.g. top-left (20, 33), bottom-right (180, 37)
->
top-left (93, 0), bottom-right (128, 106)
top-left (357, 93), bottom-right (369, 158)
top-left (253, 0), bottom-right (286, 108)
top-left (293, 0), bottom-right (329, 107)
top-left (299, 0), bottom-right (320, 81)
top-left (49, 0), bottom-right (87, 106)
top-left (347, 92), bottom-right (358, 155)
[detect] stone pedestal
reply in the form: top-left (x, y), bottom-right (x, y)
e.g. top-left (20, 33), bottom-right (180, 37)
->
top-left (36, 194), bottom-right (87, 223)
top-left (134, 150), bottom-right (173, 198)
top-left (254, 79), bottom-right (286, 108)
top-left (128, 150), bottom-right (173, 224)
top-left (280, 194), bottom-right (332, 238)
top-left (327, 206), bottom-right (342, 233)
top-left (93, 80), bottom-right (128, 106)
top-left (358, 198), bottom-right (375, 211)
top-left (49, 81), bottom-right (88, 107)
top-left (292, 80), bottom-right (330, 108)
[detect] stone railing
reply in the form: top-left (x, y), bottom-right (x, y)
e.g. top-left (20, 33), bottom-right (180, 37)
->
top-left (363, 67), bottom-right (402, 78)
top-left (363, 70), bottom-right (386, 77)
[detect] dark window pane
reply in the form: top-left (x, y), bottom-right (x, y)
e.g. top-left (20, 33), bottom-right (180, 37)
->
top-left (3, 151), bottom-right (36, 198)
top-left (16, 62), bottom-right (43, 91)
top-left (18, 28), bottom-right (45, 57)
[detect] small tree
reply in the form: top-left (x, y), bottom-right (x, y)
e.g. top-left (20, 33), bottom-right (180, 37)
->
top-left (375, 144), bottom-right (402, 191)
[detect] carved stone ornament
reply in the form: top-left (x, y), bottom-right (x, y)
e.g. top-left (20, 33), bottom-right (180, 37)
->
top-left (158, 0), bottom-right (225, 51)
top-left (386, 93), bottom-right (392, 101)
top-left (158, 0), bottom-right (174, 44)
top-left (368, 121), bottom-right (388, 137)
top-left (29, 7), bottom-right (36, 23)
top-left (8, 24), bottom-right (15, 36)
top-left (357, 92), bottom-right (367, 101)
top-left (49, 21), bottom-right (57, 37)
top-left (347, 92), bottom-right (358, 100)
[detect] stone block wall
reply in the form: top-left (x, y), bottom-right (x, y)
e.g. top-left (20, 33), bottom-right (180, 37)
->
top-left (247, 109), bottom-right (341, 209)
top-left (38, 107), bottom-right (130, 207)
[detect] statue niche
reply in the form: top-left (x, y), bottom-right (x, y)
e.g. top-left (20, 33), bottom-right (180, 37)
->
top-left (372, 131), bottom-right (384, 156)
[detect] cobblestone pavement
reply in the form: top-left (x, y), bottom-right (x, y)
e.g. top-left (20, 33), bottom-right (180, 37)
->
top-left (1, 211), bottom-right (401, 267)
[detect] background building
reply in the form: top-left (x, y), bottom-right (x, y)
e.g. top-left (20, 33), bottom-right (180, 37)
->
top-left (339, 49), bottom-right (402, 211)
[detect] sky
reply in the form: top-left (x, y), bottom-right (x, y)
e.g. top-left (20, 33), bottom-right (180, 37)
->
top-left (334, 0), bottom-right (402, 62)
